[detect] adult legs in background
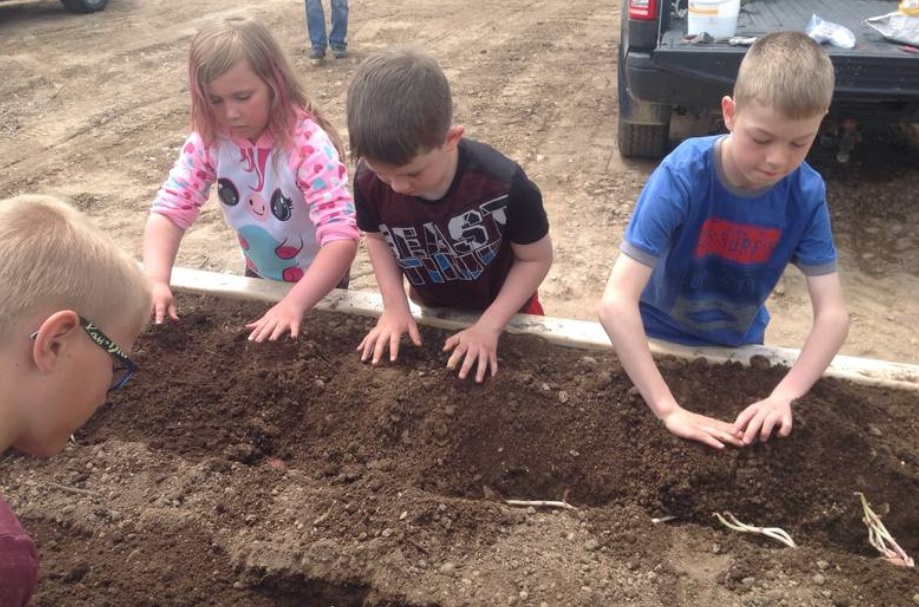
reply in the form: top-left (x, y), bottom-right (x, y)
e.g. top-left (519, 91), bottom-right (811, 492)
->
top-left (305, 0), bottom-right (328, 60)
top-left (328, 0), bottom-right (349, 57)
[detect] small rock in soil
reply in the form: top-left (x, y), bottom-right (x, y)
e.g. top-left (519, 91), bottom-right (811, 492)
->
top-left (578, 356), bottom-right (599, 370)
top-left (749, 354), bottom-right (771, 370)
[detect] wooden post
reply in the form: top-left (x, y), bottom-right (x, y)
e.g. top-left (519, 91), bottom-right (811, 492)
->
top-left (170, 267), bottom-right (919, 392)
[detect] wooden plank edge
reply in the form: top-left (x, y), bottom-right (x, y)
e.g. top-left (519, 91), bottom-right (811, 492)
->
top-left (169, 266), bottom-right (919, 392)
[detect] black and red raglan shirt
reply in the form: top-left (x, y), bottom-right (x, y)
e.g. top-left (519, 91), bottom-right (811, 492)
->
top-left (355, 138), bottom-right (549, 311)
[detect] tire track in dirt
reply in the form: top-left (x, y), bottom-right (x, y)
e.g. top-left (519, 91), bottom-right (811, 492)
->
top-left (0, 0), bottom-right (296, 256)
top-left (0, 0), bottom-right (297, 168)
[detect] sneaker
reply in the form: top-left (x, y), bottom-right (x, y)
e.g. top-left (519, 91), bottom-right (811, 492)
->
top-left (331, 46), bottom-right (347, 59)
top-left (309, 48), bottom-right (325, 66)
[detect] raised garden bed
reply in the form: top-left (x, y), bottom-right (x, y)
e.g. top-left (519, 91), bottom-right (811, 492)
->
top-left (3, 291), bottom-right (918, 606)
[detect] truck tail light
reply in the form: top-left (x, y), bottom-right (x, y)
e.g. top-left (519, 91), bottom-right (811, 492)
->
top-left (628, 0), bottom-right (658, 20)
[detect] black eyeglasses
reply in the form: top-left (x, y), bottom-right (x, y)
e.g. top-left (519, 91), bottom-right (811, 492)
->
top-left (31, 316), bottom-right (137, 391)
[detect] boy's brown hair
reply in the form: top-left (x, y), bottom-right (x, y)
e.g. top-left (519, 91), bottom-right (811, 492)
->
top-left (347, 47), bottom-right (453, 165)
top-left (733, 31), bottom-right (835, 120)
top-left (0, 195), bottom-right (151, 341)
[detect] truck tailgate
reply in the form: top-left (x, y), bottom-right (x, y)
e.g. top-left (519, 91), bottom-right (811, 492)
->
top-left (655, 0), bottom-right (919, 102)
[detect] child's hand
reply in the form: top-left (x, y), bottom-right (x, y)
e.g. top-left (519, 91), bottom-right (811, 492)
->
top-left (662, 406), bottom-right (745, 450)
top-left (246, 300), bottom-right (306, 342)
top-left (732, 396), bottom-right (793, 445)
top-left (357, 310), bottom-right (421, 364)
top-left (151, 281), bottom-right (179, 324)
top-left (443, 324), bottom-right (500, 383)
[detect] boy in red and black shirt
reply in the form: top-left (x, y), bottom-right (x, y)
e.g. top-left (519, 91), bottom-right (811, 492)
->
top-left (348, 48), bottom-right (553, 383)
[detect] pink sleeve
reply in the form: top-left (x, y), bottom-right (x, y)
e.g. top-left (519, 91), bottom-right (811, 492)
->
top-left (293, 122), bottom-right (359, 246)
top-left (150, 133), bottom-right (217, 231)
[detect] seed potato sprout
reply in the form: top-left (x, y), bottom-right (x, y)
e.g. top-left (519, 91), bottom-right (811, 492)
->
top-left (505, 499), bottom-right (577, 511)
top-left (855, 492), bottom-right (914, 567)
top-left (713, 512), bottom-right (797, 548)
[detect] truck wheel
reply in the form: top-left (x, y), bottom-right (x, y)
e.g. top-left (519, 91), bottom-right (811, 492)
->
top-left (618, 118), bottom-right (669, 159)
top-left (59, 0), bottom-right (109, 14)
top-left (617, 42), bottom-right (670, 159)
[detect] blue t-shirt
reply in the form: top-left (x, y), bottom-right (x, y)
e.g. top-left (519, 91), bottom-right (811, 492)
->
top-left (621, 136), bottom-right (838, 347)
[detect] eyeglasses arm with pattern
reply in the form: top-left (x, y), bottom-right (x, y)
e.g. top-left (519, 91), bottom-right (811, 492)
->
top-left (30, 316), bottom-right (137, 392)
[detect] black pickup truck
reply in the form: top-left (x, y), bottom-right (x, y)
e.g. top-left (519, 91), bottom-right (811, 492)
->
top-left (618, 0), bottom-right (919, 157)
top-left (59, 0), bottom-right (107, 13)
top-left (1, 0), bottom-right (108, 14)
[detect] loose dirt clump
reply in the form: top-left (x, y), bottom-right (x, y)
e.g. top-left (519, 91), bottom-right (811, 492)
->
top-left (4, 294), bottom-right (918, 606)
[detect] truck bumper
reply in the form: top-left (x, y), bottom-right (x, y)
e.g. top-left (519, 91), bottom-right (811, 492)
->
top-left (624, 49), bottom-right (739, 108)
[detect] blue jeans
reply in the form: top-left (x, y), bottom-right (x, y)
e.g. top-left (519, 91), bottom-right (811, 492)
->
top-left (305, 0), bottom-right (349, 53)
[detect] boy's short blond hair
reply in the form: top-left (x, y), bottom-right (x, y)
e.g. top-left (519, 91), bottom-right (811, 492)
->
top-left (734, 31), bottom-right (835, 120)
top-left (347, 47), bottom-right (453, 165)
top-left (0, 195), bottom-right (151, 341)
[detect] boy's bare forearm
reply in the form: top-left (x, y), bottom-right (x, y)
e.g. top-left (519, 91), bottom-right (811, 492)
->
top-left (477, 237), bottom-right (552, 333)
top-left (365, 233), bottom-right (411, 312)
top-left (598, 298), bottom-right (678, 419)
top-left (770, 305), bottom-right (849, 401)
top-left (771, 273), bottom-right (850, 401)
top-left (477, 260), bottom-right (550, 332)
top-left (598, 254), bottom-right (679, 419)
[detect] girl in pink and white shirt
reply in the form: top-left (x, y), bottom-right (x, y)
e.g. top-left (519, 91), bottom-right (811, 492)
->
top-left (143, 16), bottom-right (358, 342)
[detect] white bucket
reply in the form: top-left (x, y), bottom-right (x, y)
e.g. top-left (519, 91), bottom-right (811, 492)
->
top-left (687, 0), bottom-right (740, 38)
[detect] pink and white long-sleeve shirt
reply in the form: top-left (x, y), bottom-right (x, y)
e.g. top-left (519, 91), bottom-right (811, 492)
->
top-left (152, 110), bottom-right (358, 282)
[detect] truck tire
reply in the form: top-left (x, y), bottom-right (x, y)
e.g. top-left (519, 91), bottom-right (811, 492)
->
top-left (617, 39), bottom-right (670, 159)
top-left (59, 0), bottom-right (109, 14)
top-left (618, 118), bottom-right (669, 159)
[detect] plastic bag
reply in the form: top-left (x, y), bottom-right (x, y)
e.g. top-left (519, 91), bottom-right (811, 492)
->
top-left (865, 11), bottom-right (919, 46)
top-left (805, 14), bottom-right (857, 49)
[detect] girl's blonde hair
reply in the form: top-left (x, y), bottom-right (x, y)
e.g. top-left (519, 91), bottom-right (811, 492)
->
top-left (0, 195), bottom-right (151, 341)
top-left (188, 16), bottom-right (344, 158)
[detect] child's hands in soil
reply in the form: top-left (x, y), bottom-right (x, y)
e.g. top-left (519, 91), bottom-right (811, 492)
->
top-left (151, 281), bottom-right (179, 324)
top-left (357, 309), bottom-right (422, 364)
top-left (732, 396), bottom-right (793, 445)
top-left (443, 323), bottom-right (500, 383)
top-left (246, 299), bottom-right (309, 342)
top-left (662, 406), bottom-right (744, 449)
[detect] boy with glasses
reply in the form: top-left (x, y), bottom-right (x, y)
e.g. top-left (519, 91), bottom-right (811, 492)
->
top-left (0, 194), bottom-right (151, 606)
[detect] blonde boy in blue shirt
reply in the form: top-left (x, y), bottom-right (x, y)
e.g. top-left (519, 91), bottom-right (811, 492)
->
top-left (599, 32), bottom-right (850, 450)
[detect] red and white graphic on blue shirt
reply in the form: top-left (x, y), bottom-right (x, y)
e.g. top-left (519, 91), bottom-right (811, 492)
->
top-left (695, 218), bottom-right (780, 264)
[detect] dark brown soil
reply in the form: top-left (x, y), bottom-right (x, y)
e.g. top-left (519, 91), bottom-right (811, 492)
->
top-left (4, 294), bottom-right (919, 606)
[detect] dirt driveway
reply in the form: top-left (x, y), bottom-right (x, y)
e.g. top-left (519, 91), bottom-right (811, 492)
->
top-left (2, 3), bottom-right (919, 606)
top-left (0, 0), bottom-right (917, 364)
